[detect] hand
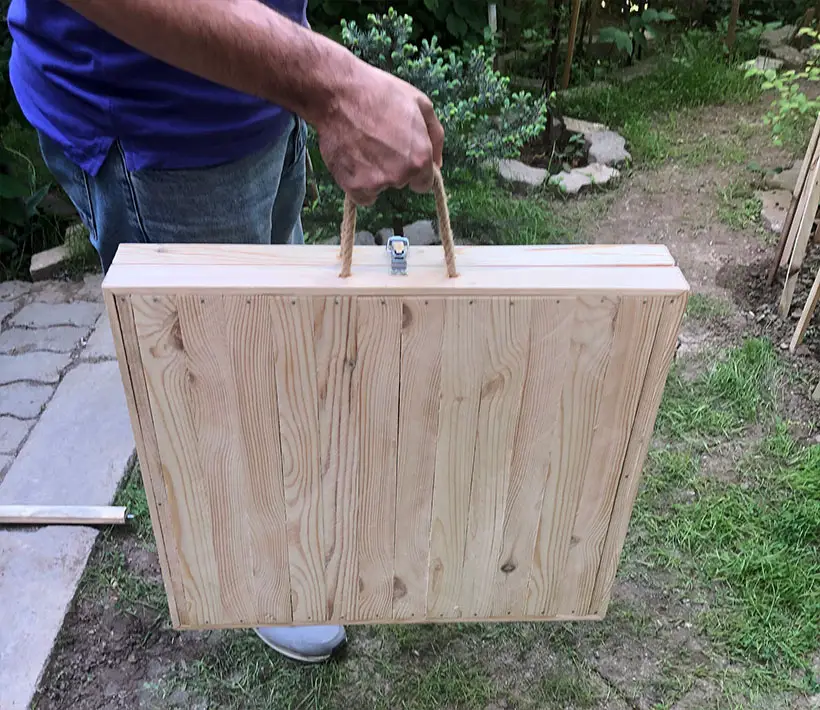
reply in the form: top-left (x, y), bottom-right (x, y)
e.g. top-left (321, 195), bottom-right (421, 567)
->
top-left (315, 61), bottom-right (444, 206)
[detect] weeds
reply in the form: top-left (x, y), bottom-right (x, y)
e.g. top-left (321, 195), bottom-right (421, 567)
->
top-left (717, 179), bottom-right (763, 231)
top-left (686, 293), bottom-right (733, 321)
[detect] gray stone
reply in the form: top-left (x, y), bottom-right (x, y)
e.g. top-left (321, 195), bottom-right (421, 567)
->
top-left (766, 161), bottom-right (801, 193)
top-left (498, 159), bottom-right (548, 187)
top-left (0, 382), bottom-right (54, 418)
top-left (757, 189), bottom-right (792, 234)
top-left (376, 227), bottom-right (394, 245)
top-left (0, 526), bottom-right (98, 710)
top-left (81, 315), bottom-right (116, 360)
top-left (26, 280), bottom-right (79, 305)
top-left (586, 130), bottom-right (631, 167)
top-left (0, 282), bottom-right (31, 301)
top-left (0, 302), bottom-right (15, 326)
top-left (11, 301), bottom-right (102, 328)
top-left (0, 352), bottom-right (71, 385)
top-left (74, 271), bottom-right (104, 302)
top-left (29, 245), bottom-right (69, 282)
top-left (564, 117), bottom-right (609, 137)
top-left (0, 326), bottom-right (89, 354)
top-left (0, 454), bottom-right (10, 472)
top-left (403, 220), bottom-right (439, 246)
top-left (0, 362), bottom-right (134, 506)
top-left (355, 231), bottom-right (376, 246)
top-left (761, 24), bottom-right (796, 50)
top-left (549, 163), bottom-right (620, 195)
top-left (744, 55), bottom-right (784, 72)
top-left (769, 44), bottom-right (806, 69)
top-left (0, 417), bottom-right (32, 453)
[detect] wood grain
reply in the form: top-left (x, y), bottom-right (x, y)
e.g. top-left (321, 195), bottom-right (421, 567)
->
top-left (270, 297), bottom-right (326, 622)
top-left (525, 296), bottom-right (618, 616)
top-left (313, 296), bottom-right (359, 621)
top-left (392, 298), bottom-right (445, 620)
top-left (590, 294), bottom-right (687, 614)
top-left (427, 298), bottom-right (486, 618)
top-left (555, 296), bottom-right (664, 616)
top-left (790, 265), bottom-right (820, 352)
top-left (355, 298), bottom-right (402, 619)
top-left (459, 298), bottom-right (530, 618)
top-left (490, 298), bottom-right (575, 617)
top-left (0, 505), bottom-right (128, 525)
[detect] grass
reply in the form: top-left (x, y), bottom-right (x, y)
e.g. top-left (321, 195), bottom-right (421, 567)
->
top-left (717, 178), bottom-right (763, 231)
top-left (559, 32), bottom-right (762, 165)
top-left (686, 293), bottom-right (733, 321)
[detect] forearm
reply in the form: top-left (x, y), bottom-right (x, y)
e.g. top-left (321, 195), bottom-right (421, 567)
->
top-left (61, 0), bottom-right (355, 127)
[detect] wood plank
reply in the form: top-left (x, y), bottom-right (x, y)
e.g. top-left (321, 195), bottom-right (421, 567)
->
top-left (780, 152), bottom-right (820, 316)
top-left (781, 145), bottom-right (820, 273)
top-left (111, 243), bottom-right (677, 268)
top-left (555, 296), bottom-right (665, 616)
top-left (590, 294), bottom-right (687, 614)
top-left (427, 298), bottom-right (486, 618)
top-left (222, 296), bottom-right (292, 624)
top-left (0, 505), bottom-right (127, 525)
top-left (103, 264), bottom-right (690, 299)
top-left (313, 296), bottom-right (359, 621)
top-left (790, 265), bottom-right (820, 351)
top-left (525, 296), bottom-right (619, 616)
top-left (459, 298), bottom-right (530, 618)
top-left (269, 297), bottom-right (326, 622)
top-left (490, 298), bottom-right (575, 617)
top-left (131, 294), bottom-right (223, 626)
top-left (355, 297), bottom-right (402, 619)
top-left (392, 298), bottom-right (445, 620)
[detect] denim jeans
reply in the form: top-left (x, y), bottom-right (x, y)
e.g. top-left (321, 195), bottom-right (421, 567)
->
top-left (38, 115), bottom-right (307, 273)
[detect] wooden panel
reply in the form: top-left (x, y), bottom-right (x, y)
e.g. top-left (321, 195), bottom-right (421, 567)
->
top-left (113, 243), bottom-right (677, 268)
top-left (313, 296), bottom-right (359, 621)
top-left (132, 294), bottom-right (224, 626)
top-left (555, 296), bottom-right (664, 616)
top-left (270, 297), bottom-right (326, 622)
top-left (525, 296), bottom-right (618, 616)
top-left (427, 298), bottom-right (486, 618)
top-left (459, 298), bottom-right (530, 618)
top-left (0, 505), bottom-right (128, 525)
top-left (104, 264), bottom-right (690, 298)
top-left (490, 298), bottom-right (575, 617)
top-left (355, 298), bottom-right (402, 619)
top-left (105, 292), bottom-right (185, 626)
top-left (393, 298), bottom-right (445, 620)
top-left (590, 294), bottom-right (687, 614)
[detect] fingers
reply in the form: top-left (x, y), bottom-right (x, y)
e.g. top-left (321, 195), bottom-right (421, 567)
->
top-left (418, 96), bottom-right (445, 169)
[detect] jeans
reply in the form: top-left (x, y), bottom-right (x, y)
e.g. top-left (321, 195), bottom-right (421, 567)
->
top-left (37, 115), bottom-right (307, 273)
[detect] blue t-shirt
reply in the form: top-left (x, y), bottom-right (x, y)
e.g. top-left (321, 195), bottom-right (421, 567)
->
top-left (7, 0), bottom-right (308, 175)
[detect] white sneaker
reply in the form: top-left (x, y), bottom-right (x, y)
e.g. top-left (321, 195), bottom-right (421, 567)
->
top-left (254, 625), bottom-right (346, 663)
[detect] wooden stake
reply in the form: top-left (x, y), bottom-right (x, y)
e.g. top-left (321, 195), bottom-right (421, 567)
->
top-left (0, 505), bottom-right (129, 526)
top-left (726, 0), bottom-right (740, 50)
top-left (769, 112), bottom-right (820, 285)
top-left (813, 378), bottom-right (820, 401)
top-left (789, 265), bottom-right (820, 351)
top-left (561, 0), bottom-right (583, 90)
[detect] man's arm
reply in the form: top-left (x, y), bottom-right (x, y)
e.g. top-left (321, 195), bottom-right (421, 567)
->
top-left (62, 0), bottom-right (444, 205)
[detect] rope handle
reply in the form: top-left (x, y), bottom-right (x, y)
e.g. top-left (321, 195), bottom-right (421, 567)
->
top-left (339, 167), bottom-right (458, 278)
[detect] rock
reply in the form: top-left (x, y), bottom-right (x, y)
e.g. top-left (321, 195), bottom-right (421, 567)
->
top-left (549, 163), bottom-right (620, 195)
top-left (0, 302), bottom-right (15, 325)
top-left (0, 281), bottom-right (32, 302)
top-left (81, 316), bottom-right (116, 360)
top-left (744, 56), bottom-right (784, 72)
top-left (498, 159), bottom-right (548, 187)
top-left (0, 326), bottom-right (89, 355)
top-left (11, 302), bottom-right (102, 328)
top-left (403, 220), bottom-right (438, 246)
top-left (586, 131), bottom-right (631, 167)
top-left (29, 245), bottom-right (69, 282)
top-left (0, 382), bottom-right (54, 418)
top-left (768, 44), bottom-right (806, 69)
top-left (0, 416), bottom-right (33, 453)
top-left (766, 161), bottom-right (801, 193)
top-left (756, 189), bottom-right (792, 233)
top-left (761, 24), bottom-right (796, 50)
top-left (0, 352), bottom-right (72, 385)
top-left (376, 227), bottom-right (394, 245)
top-left (355, 231), bottom-right (376, 246)
top-left (564, 117), bottom-right (609, 136)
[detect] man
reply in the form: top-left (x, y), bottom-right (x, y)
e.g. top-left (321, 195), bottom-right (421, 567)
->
top-left (7, 0), bottom-right (444, 663)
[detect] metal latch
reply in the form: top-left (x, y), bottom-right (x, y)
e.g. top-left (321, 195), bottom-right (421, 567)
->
top-left (387, 235), bottom-right (409, 275)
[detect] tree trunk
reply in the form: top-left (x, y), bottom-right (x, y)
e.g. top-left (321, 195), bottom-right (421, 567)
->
top-left (560, 0), bottom-right (583, 90)
top-left (545, 0), bottom-right (565, 94)
top-left (726, 0), bottom-right (740, 51)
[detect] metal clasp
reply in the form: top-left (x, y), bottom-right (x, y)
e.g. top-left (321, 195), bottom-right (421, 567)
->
top-left (387, 235), bottom-right (409, 276)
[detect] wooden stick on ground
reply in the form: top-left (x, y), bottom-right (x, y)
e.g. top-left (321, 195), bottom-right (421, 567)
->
top-left (769, 112), bottom-right (820, 284)
top-left (560, 0), bottom-right (583, 90)
top-left (0, 505), bottom-right (129, 526)
top-left (779, 149), bottom-right (820, 317)
top-left (789, 264), bottom-right (820, 351)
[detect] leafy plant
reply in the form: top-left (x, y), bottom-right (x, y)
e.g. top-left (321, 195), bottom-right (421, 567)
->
top-left (599, 6), bottom-right (676, 62)
top-left (746, 26), bottom-right (820, 146)
top-left (339, 9), bottom-right (548, 231)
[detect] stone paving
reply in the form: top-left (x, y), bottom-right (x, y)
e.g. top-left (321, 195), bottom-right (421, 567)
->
top-left (0, 273), bottom-right (136, 709)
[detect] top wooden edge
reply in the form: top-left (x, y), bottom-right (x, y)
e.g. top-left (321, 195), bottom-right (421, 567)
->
top-left (109, 243), bottom-right (677, 269)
